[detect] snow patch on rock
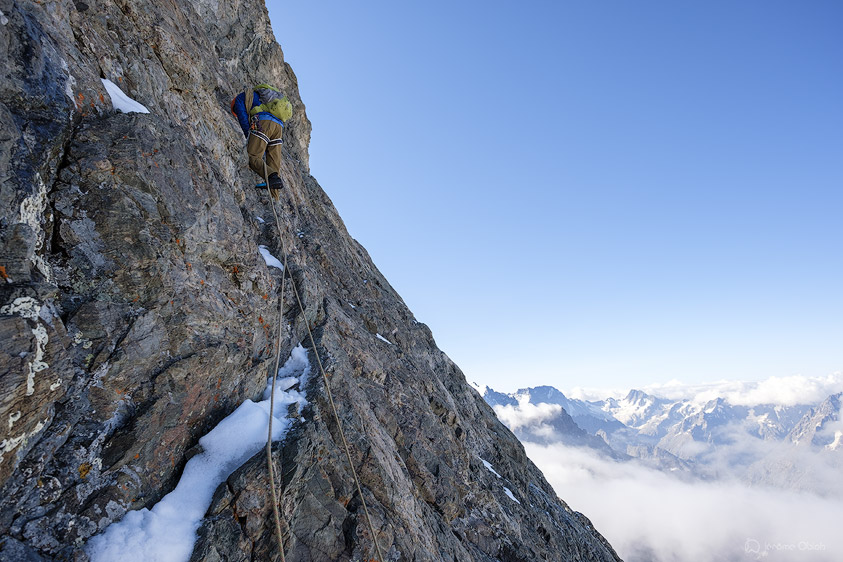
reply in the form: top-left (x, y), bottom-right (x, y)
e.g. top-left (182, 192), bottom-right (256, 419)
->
top-left (101, 78), bottom-right (150, 114)
top-left (87, 346), bottom-right (311, 562)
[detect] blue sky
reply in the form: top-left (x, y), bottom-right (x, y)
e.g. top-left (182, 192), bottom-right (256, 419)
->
top-left (266, 1), bottom-right (843, 393)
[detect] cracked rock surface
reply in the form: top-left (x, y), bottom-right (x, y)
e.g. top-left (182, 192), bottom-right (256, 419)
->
top-left (1, 1), bottom-right (622, 560)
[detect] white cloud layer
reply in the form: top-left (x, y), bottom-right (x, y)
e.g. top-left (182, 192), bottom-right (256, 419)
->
top-left (492, 397), bottom-right (562, 431)
top-left (526, 442), bottom-right (843, 562)
top-left (568, 373), bottom-right (843, 406)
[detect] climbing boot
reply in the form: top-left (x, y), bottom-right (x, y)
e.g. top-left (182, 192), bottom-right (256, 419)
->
top-left (268, 172), bottom-right (283, 190)
top-left (267, 173), bottom-right (283, 201)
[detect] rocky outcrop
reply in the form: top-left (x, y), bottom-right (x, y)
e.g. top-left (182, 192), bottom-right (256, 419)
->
top-left (1, 1), bottom-right (622, 560)
top-left (787, 393), bottom-right (842, 448)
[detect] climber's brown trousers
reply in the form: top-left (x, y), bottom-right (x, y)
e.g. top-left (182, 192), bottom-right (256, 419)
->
top-left (247, 119), bottom-right (283, 178)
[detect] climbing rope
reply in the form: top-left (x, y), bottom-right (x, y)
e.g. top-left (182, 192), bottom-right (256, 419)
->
top-left (260, 163), bottom-right (386, 562)
top-left (263, 165), bottom-right (289, 562)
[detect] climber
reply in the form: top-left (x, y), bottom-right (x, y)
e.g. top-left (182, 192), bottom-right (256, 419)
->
top-left (230, 84), bottom-right (293, 196)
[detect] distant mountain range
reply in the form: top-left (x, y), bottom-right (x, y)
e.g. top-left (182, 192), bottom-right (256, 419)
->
top-left (474, 383), bottom-right (843, 495)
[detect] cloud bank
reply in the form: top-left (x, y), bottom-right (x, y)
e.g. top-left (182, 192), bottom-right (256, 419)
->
top-left (526, 442), bottom-right (843, 562)
top-left (568, 373), bottom-right (843, 406)
top-left (492, 397), bottom-right (562, 431)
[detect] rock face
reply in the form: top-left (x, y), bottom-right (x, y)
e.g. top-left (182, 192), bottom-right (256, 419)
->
top-left (0, 1), bottom-right (622, 561)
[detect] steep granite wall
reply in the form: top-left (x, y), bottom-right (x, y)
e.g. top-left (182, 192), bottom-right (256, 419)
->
top-left (0, 1), bottom-right (622, 560)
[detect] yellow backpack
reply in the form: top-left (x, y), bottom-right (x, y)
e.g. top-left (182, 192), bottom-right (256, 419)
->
top-left (250, 84), bottom-right (292, 122)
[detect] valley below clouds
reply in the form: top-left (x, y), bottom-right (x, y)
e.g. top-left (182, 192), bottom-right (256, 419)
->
top-left (527, 441), bottom-right (842, 562)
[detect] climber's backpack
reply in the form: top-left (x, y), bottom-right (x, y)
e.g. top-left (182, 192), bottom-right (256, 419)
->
top-left (250, 84), bottom-right (293, 123)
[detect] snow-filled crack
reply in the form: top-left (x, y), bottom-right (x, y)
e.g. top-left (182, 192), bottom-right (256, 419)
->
top-left (86, 346), bottom-right (311, 562)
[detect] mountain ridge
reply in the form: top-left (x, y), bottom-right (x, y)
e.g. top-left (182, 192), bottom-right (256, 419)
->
top-left (0, 1), bottom-right (621, 560)
top-left (478, 381), bottom-right (843, 494)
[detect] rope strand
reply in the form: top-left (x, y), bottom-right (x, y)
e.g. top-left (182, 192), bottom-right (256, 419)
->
top-left (262, 162), bottom-right (385, 562)
top-left (263, 163), bottom-right (288, 562)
